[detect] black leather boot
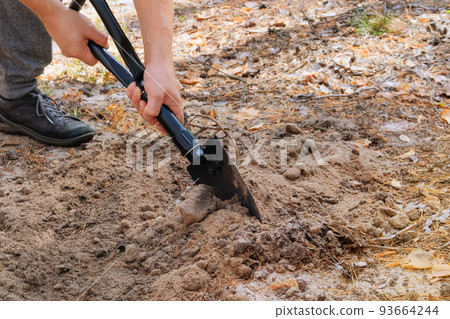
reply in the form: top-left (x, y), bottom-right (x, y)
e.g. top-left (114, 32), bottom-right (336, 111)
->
top-left (0, 89), bottom-right (95, 146)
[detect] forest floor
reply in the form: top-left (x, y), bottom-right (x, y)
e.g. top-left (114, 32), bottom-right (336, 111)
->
top-left (0, 0), bottom-right (449, 300)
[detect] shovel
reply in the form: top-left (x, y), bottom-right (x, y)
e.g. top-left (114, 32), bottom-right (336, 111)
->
top-left (69, 0), bottom-right (261, 221)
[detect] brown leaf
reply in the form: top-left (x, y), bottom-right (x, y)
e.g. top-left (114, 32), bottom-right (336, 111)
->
top-left (269, 278), bottom-right (298, 290)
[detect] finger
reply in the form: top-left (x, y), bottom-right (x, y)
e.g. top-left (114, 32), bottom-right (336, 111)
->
top-left (138, 100), bottom-right (146, 116)
top-left (131, 87), bottom-right (142, 109)
top-left (89, 25), bottom-right (109, 49)
top-left (142, 92), bottom-right (164, 124)
top-left (126, 82), bottom-right (136, 101)
top-left (81, 46), bottom-right (98, 66)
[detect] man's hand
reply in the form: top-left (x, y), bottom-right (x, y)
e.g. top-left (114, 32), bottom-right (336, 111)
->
top-left (19, 0), bottom-right (109, 66)
top-left (126, 63), bottom-right (183, 132)
top-left (127, 0), bottom-right (182, 132)
top-left (44, 9), bottom-right (109, 66)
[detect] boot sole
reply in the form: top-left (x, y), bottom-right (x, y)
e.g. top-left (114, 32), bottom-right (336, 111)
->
top-left (0, 114), bottom-right (95, 147)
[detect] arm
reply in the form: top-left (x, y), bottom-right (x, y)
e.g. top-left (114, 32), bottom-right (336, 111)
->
top-left (19, 0), bottom-right (109, 66)
top-left (126, 0), bottom-right (183, 131)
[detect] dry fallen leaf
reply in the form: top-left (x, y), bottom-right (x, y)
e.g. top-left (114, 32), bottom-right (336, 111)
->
top-left (430, 264), bottom-right (450, 277)
top-left (233, 107), bottom-right (261, 122)
top-left (269, 278), bottom-right (298, 291)
top-left (354, 139), bottom-right (371, 148)
top-left (402, 250), bottom-right (434, 269)
top-left (397, 148), bottom-right (416, 159)
top-left (399, 134), bottom-right (411, 143)
top-left (442, 108), bottom-right (450, 124)
top-left (375, 251), bottom-right (397, 258)
top-left (247, 122), bottom-right (264, 132)
top-left (390, 179), bottom-right (402, 189)
top-left (208, 108), bottom-right (217, 119)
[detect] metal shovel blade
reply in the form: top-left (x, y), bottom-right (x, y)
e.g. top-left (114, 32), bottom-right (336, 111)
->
top-left (186, 139), bottom-right (261, 222)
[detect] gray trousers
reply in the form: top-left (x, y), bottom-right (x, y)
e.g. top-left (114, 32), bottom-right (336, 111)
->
top-left (0, 0), bottom-right (52, 99)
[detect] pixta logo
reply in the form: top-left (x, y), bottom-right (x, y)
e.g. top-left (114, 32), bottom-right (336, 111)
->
top-left (126, 132), bottom-right (326, 175)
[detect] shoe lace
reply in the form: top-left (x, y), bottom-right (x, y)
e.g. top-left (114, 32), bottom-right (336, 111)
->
top-left (35, 92), bottom-right (68, 125)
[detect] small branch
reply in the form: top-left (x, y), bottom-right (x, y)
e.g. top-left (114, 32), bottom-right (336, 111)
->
top-left (373, 224), bottom-right (417, 242)
top-left (211, 66), bottom-right (249, 103)
top-left (186, 113), bottom-right (239, 159)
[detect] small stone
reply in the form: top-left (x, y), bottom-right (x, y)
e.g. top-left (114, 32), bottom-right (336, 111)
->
top-left (379, 206), bottom-right (398, 217)
top-left (196, 260), bottom-right (207, 270)
top-left (122, 244), bottom-right (139, 263)
top-left (296, 279), bottom-right (308, 292)
top-left (389, 212), bottom-right (410, 229)
top-left (230, 257), bottom-right (243, 268)
top-left (235, 265), bottom-right (253, 278)
top-left (406, 290), bottom-right (419, 301)
top-left (150, 269), bottom-right (161, 276)
top-left (206, 259), bottom-right (219, 274)
top-left (254, 269), bottom-right (269, 280)
top-left (183, 273), bottom-right (206, 291)
top-left (20, 187), bottom-right (31, 195)
top-left (177, 185), bottom-right (217, 224)
top-left (440, 283), bottom-right (450, 297)
top-left (233, 237), bottom-right (252, 254)
top-left (0, 189), bottom-right (5, 197)
top-left (283, 167), bottom-right (300, 180)
top-left (286, 287), bottom-right (300, 298)
top-left (407, 211), bottom-right (421, 221)
top-left (25, 272), bottom-right (43, 286)
top-left (286, 124), bottom-right (302, 134)
top-left (93, 237), bottom-right (101, 244)
top-left (75, 252), bottom-right (90, 264)
top-left (53, 283), bottom-right (63, 290)
top-left (141, 211), bottom-right (158, 220)
top-left (354, 261), bottom-right (368, 268)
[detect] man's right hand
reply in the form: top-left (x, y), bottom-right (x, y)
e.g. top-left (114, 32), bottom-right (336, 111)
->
top-left (19, 0), bottom-right (109, 66)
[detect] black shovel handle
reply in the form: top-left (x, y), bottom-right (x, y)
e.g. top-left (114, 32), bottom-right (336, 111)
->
top-left (69, 0), bottom-right (203, 162)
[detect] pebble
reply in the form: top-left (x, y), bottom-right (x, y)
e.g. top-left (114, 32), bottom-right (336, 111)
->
top-left (230, 257), bottom-right (243, 268)
top-left (20, 187), bottom-right (31, 195)
top-left (206, 259), bottom-right (219, 274)
top-left (233, 237), bottom-right (252, 254)
top-left (406, 290), bottom-right (419, 301)
top-left (25, 272), bottom-right (43, 286)
top-left (183, 273), bottom-right (206, 291)
top-left (235, 265), bottom-right (253, 278)
top-left (389, 212), bottom-right (410, 229)
top-left (407, 211), bottom-right (421, 221)
top-left (75, 252), bottom-right (90, 264)
top-left (150, 269), bottom-right (161, 276)
top-left (122, 244), bottom-right (139, 263)
top-left (296, 279), bottom-right (308, 292)
top-left (285, 287), bottom-right (300, 298)
top-left (196, 260), bottom-right (207, 270)
top-left (285, 124), bottom-right (302, 134)
top-left (440, 283), bottom-right (450, 297)
top-left (379, 206), bottom-right (398, 217)
top-left (283, 167), bottom-right (300, 180)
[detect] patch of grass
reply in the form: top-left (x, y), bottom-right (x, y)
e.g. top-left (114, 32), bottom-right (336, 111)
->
top-left (38, 80), bottom-right (54, 97)
top-left (352, 11), bottom-right (393, 36)
top-left (63, 59), bottom-right (98, 84)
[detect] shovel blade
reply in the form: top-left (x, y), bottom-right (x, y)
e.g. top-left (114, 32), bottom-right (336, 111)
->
top-left (187, 139), bottom-right (261, 221)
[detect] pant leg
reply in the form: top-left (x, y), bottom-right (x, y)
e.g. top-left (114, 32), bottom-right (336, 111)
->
top-left (0, 0), bottom-right (52, 99)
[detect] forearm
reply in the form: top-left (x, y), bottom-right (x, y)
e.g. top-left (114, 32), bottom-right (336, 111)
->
top-left (19, 0), bottom-right (67, 25)
top-left (133, 0), bottom-right (174, 65)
